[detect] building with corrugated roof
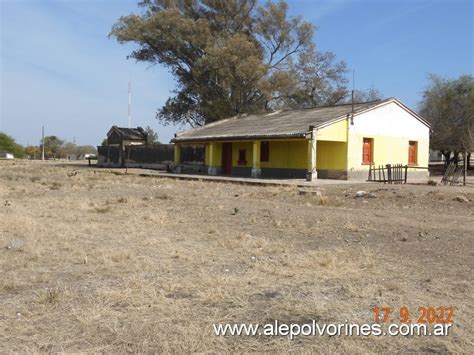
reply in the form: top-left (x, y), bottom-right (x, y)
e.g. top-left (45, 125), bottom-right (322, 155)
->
top-left (172, 98), bottom-right (431, 181)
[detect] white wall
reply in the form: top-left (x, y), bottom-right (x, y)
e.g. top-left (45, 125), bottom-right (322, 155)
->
top-left (351, 101), bottom-right (429, 140)
top-left (347, 101), bottom-right (430, 178)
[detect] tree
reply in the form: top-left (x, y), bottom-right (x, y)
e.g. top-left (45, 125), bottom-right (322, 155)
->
top-left (41, 136), bottom-right (64, 159)
top-left (59, 142), bottom-right (78, 158)
top-left (144, 126), bottom-right (160, 144)
top-left (351, 87), bottom-right (383, 103)
top-left (76, 145), bottom-right (97, 156)
top-left (110, 0), bottom-right (348, 126)
top-left (420, 74), bottom-right (474, 166)
top-left (24, 145), bottom-right (39, 159)
top-left (0, 132), bottom-right (25, 158)
top-left (58, 142), bottom-right (97, 159)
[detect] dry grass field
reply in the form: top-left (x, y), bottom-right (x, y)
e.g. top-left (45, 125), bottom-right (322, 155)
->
top-left (1, 160), bottom-right (473, 353)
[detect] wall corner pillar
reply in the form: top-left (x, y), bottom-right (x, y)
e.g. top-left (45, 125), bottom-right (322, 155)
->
top-left (307, 128), bottom-right (317, 181)
top-left (173, 143), bottom-right (181, 173)
top-left (174, 143), bottom-right (181, 164)
top-left (251, 140), bottom-right (261, 178)
top-left (207, 142), bottom-right (218, 175)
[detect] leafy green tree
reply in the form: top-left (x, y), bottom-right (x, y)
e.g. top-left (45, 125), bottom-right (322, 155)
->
top-left (110, 0), bottom-right (348, 126)
top-left (41, 136), bottom-right (64, 159)
top-left (0, 132), bottom-right (25, 158)
top-left (59, 142), bottom-right (97, 159)
top-left (24, 145), bottom-right (39, 159)
top-left (76, 145), bottom-right (97, 156)
top-left (60, 142), bottom-right (78, 158)
top-left (420, 74), bottom-right (474, 166)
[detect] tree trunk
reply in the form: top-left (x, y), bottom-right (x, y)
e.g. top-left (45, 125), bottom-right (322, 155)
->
top-left (463, 152), bottom-right (467, 186)
top-left (453, 151), bottom-right (460, 166)
top-left (442, 151), bottom-right (451, 168)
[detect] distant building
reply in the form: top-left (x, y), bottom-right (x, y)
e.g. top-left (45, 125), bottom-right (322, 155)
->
top-left (106, 126), bottom-right (148, 147)
top-left (429, 149), bottom-right (445, 162)
top-left (0, 151), bottom-right (14, 160)
top-left (98, 126), bottom-right (174, 168)
top-left (102, 126), bottom-right (148, 166)
top-left (172, 98), bottom-right (431, 181)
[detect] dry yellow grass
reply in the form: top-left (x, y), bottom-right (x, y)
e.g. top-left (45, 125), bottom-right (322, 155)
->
top-left (0, 160), bottom-right (473, 353)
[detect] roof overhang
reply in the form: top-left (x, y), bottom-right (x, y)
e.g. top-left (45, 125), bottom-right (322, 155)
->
top-left (107, 126), bottom-right (120, 138)
top-left (107, 126), bottom-right (148, 140)
top-left (172, 132), bottom-right (307, 143)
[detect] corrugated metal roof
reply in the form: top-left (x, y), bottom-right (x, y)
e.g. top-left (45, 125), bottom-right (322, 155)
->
top-left (173, 100), bottom-right (385, 142)
top-left (109, 126), bottom-right (147, 140)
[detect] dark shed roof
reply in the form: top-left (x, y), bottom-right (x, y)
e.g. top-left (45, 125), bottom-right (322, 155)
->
top-left (173, 100), bottom-right (386, 142)
top-left (108, 126), bottom-right (147, 140)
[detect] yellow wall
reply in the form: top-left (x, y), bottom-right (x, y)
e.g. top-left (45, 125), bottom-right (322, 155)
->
top-left (231, 141), bottom-right (253, 167)
top-left (182, 138), bottom-right (347, 171)
top-left (201, 139), bottom-right (308, 169)
top-left (316, 141), bottom-right (347, 170)
top-left (204, 143), bottom-right (211, 166)
top-left (198, 135), bottom-right (429, 173)
top-left (347, 135), bottom-right (430, 171)
top-left (317, 119), bottom-right (348, 142)
top-left (260, 140), bottom-right (307, 169)
top-left (204, 142), bottom-right (222, 166)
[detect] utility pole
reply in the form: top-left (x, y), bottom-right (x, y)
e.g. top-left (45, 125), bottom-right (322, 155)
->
top-left (128, 81), bottom-right (131, 128)
top-left (41, 126), bottom-right (45, 161)
top-left (351, 70), bottom-right (355, 125)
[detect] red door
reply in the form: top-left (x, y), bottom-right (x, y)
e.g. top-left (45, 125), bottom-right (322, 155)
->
top-left (408, 141), bottom-right (417, 165)
top-left (222, 143), bottom-right (232, 175)
top-left (362, 138), bottom-right (372, 164)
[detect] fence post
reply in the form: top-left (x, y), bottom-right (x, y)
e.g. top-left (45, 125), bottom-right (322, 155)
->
top-left (386, 164), bottom-right (391, 184)
top-left (464, 152), bottom-right (467, 186)
top-left (404, 165), bottom-right (408, 184)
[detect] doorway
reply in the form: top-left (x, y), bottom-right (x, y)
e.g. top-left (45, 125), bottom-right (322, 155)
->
top-left (222, 143), bottom-right (232, 175)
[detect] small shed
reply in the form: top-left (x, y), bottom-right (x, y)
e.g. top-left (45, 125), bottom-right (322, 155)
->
top-left (106, 126), bottom-right (148, 147)
top-left (99, 126), bottom-right (148, 167)
top-left (98, 126), bottom-right (174, 168)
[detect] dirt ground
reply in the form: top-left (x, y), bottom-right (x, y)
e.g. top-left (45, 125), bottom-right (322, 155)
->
top-left (1, 160), bottom-right (473, 353)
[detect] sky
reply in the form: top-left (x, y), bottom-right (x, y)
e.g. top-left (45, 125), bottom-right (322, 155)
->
top-left (0, 0), bottom-right (472, 147)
